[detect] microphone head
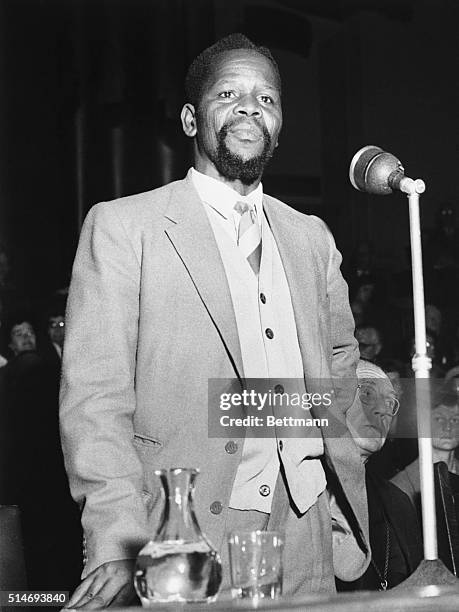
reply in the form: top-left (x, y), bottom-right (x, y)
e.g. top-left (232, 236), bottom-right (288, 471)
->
top-left (350, 145), bottom-right (405, 195)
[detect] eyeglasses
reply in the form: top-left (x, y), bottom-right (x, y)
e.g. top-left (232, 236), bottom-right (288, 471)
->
top-left (49, 321), bottom-right (65, 329)
top-left (358, 384), bottom-right (400, 416)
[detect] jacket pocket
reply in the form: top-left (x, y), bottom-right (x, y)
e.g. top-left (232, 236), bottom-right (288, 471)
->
top-left (133, 433), bottom-right (163, 449)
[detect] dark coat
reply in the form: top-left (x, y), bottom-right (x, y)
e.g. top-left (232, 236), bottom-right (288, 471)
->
top-left (338, 467), bottom-right (422, 591)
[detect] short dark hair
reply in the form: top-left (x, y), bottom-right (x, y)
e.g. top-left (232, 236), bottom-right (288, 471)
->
top-left (432, 379), bottom-right (459, 409)
top-left (6, 315), bottom-right (34, 340)
top-left (185, 33), bottom-right (281, 106)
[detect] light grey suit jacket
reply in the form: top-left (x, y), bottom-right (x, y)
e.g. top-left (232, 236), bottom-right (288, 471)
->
top-left (60, 174), bottom-right (370, 578)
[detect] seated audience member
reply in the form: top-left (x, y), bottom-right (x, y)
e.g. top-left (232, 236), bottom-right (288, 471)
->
top-left (366, 359), bottom-right (417, 480)
top-left (425, 304), bottom-right (454, 371)
top-left (350, 278), bottom-right (377, 327)
top-left (425, 303), bottom-right (442, 339)
top-left (2, 314), bottom-right (82, 591)
top-left (346, 241), bottom-right (387, 304)
top-left (444, 365), bottom-right (459, 392)
top-left (41, 305), bottom-right (66, 388)
top-left (392, 388), bottom-right (459, 507)
top-left (348, 240), bottom-right (375, 283)
top-left (47, 313), bottom-right (65, 358)
top-left (333, 360), bottom-right (422, 591)
top-left (355, 325), bottom-right (383, 364)
top-left (8, 318), bottom-right (37, 357)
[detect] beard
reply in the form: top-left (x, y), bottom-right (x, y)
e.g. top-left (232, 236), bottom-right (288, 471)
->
top-left (214, 121), bottom-right (273, 186)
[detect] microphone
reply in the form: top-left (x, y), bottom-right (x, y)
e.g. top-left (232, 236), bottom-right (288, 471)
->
top-left (349, 145), bottom-right (425, 195)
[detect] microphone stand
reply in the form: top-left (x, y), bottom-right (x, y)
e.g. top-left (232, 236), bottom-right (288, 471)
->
top-left (395, 177), bottom-right (458, 588)
top-left (349, 145), bottom-right (459, 591)
top-left (404, 178), bottom-right (436, 556)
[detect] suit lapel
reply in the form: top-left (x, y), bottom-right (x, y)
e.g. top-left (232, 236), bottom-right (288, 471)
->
top-left (164, 177), bottom-right (244, 380)
top-left (263, 197), bottom-right (324, 380)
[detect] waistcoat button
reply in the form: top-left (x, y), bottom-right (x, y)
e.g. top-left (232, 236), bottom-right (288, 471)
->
top-left (210, 501), bottom-right (223, 514)
top-left (225, 440), bottom-right (238, 454)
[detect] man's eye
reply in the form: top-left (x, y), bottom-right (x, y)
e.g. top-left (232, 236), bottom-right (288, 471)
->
top-left (219, 91), bottom-right (235, 99)
top-left (260, 95), bottom-right (273, 104)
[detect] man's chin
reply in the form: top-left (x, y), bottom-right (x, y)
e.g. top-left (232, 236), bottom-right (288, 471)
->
top-left (224, 141), bottom-right (264, 162)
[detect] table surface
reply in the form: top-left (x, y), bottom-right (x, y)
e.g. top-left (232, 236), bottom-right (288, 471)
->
top-left (100, 584), bottom-right (459, 612)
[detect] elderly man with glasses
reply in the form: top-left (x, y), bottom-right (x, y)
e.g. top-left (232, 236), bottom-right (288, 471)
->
top-left (331, 360), bottom-right (422, 591)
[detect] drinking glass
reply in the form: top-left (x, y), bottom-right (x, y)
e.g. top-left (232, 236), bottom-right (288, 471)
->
top-left (228, 530), bottom-right (283, 601)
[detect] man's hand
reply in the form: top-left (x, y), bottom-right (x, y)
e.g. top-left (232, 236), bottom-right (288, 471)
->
top-left (65, 559), bottom-right (137, 609)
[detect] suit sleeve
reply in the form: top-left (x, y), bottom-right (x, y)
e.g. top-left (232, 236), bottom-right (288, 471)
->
top-left (324, 222), bottom-right (360, 413)
top-left (317, 218), bottom-right (370, 577)
top-left (60, 202), bottom-right (148, 578)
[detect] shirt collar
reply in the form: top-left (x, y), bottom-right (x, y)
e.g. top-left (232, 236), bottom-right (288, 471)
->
top-left (190, 167), bottom-right (263, 221)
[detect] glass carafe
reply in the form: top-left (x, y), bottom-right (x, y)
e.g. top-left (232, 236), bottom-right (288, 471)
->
top-left (134, 467), bottom-right (222, 605)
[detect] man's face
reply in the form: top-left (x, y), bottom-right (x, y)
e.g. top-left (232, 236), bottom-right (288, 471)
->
top-left (431, 404), bottom-right (459, 451)
top-left (184, 49), bottom-right (282, 185)
top-left (355, 283), bottom-right (374, 304)
top-left (347, 377), bottom-right (398, 458)
top-left (48, 315), bottom-right (65, 348)
top-left (425, 305), bottom-right (441, 335)
top-left (9, 321), bottom-right (36, 355)
top-left (355, 327), bottom-right (381, 361)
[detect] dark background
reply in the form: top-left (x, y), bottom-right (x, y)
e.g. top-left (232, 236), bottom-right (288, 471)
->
top-left (0, 0), bottom-right (458, 301)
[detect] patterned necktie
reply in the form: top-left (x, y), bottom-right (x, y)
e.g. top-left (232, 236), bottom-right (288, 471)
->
top-left (234, 201), bottom-right (262, 275)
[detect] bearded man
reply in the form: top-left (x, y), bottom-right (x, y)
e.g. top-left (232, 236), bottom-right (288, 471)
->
top-left (60, 33), bottom-right (369, 608)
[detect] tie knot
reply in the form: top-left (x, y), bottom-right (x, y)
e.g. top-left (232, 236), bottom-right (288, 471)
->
top-left (234, 201), bottom-right (250, 215)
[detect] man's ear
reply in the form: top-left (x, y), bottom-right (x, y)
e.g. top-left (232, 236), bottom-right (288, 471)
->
top-left (181, 103), bottom-right (197, 138)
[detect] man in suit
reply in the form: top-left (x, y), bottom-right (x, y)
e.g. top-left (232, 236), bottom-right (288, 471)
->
top-left (61, 34), bottom-right (369, 608)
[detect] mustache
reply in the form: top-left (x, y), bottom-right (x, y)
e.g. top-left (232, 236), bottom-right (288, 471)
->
top-left (220, 119), bottom-right (270, 140)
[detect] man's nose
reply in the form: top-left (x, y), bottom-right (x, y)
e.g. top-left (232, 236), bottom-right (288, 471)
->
top-left (235, 94), bottom-right (261, 117)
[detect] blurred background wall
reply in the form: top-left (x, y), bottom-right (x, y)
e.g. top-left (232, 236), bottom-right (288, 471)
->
top-left (0, 0), bottom-right (458, 302)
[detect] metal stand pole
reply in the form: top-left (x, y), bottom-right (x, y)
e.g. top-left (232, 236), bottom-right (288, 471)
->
top-left (394, 177), bottom-right (458, 590)
top-left (403, 177), bottom-right (438, 560)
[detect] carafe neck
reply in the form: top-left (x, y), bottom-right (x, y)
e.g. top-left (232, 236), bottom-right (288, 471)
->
top-left (155, 468), bottom-right (201, 542)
